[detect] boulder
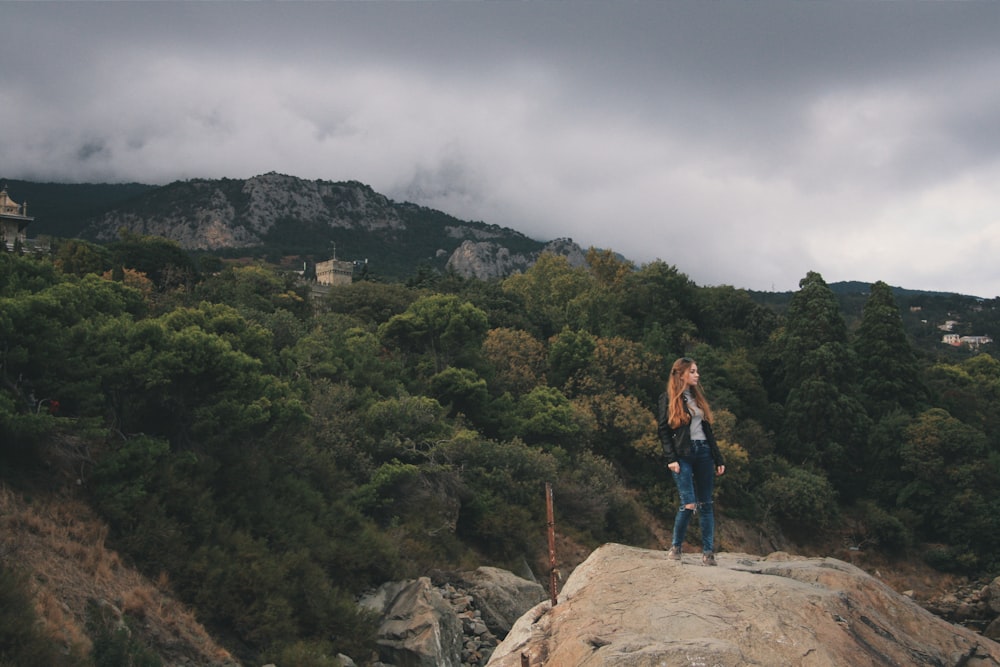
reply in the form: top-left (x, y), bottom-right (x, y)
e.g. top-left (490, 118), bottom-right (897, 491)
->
top-left (987, 616), bottom-right (1000, 643)
top-left (989, 576), bottom-right (1000, 615)
top-left (487, 543), bottom-right (1000, 667)
top-left (454, 566), bottom-right (548, 637)
top-left (360, 577), bottom-right (464, 667)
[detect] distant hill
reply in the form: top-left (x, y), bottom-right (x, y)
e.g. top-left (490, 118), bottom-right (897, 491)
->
top-left (2, 173), bottom-right (585, 281)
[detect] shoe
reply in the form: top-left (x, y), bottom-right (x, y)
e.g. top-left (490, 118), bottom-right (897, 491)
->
top-left (666, 546), bottom-right (682, 561)
top-left (701, 551), bottom-right (717, 566)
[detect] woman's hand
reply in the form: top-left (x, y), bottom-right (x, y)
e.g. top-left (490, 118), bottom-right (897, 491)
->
top-left (716, 465), bottom-right (726, 476)
top-left (668, 462), bottom-right (680, 474)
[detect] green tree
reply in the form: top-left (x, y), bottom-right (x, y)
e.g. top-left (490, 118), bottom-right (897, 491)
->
top-left (687, 345), bottom-right (770, 422)
top-left (429, 367), bottom-right (489, 420)
top-left (323, 281), bottom-right (420, 325)
top-left (853, 281), bottom-right (927, 418)
top-left (955, 354), bottom-right (1000, 446)
top-left (695, 285), bottom-right (779, 349)
top-left (196, 264), bottom-right (311, 320)
top-left (289, 314), bottom-right (401, 394)
top-left (547, 328), bottom-right (596, 391)
top-left (436, 435), bottom-right (560, 561)
top-left (0, 275), bottom-right (144, 420)
top-left (53, 239), bottom-right (112, 277)
top-left (114, 303), bottom-right (306, 450)
top-left (586, 336), bottom-right (663, 401)
top-left (378, 294), bottom-right (489, 375)
top-left (481, 327), bottom-right (547, 396)
top-left (759, 460), bottom-right (840, 532)
top-left (779, 271), bottom-right (852, 391)
top-left (775, 272), bottom-right (870, 500)
top-left (108, 232), bottom-right (198, 291)
top-left (0, 253), bottom-right (61, 297)
top-left (566, 248), bottom-right (633, 337)
top-left (619, 260), bottom-right (698, 356)
top-left (501, 253), bottom-right (594, 337)
top-left (898, 408), bottom-right (1000, 570)
top-left (505, 385), bottom-right (593, 452)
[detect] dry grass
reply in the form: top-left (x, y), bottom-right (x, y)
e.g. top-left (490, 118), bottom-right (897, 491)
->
top-left (0, 484), bottom-right (239, 666)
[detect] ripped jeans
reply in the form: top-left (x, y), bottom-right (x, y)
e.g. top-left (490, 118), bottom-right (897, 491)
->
top-left (670, 440), bottom-right (716, 553)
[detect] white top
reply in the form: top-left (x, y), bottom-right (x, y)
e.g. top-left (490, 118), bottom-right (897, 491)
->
top-left (684, 389), bottom-right (706, 441)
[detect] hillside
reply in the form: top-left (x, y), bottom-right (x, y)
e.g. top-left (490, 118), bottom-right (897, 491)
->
top-left (1, 484), bottom-right (238, 666)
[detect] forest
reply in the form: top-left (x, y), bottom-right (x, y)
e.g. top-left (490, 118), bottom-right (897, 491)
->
top-left (2, 235), bottom-right (999, 666)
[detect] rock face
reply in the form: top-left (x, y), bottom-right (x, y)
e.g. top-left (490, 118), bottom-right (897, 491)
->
top-left (445, 237), bottom-right (587, 281)
top-left (453, 567), bottom-right (549, 638)
top-left (360, 568), bottom-right (547, 667)
top-left (88, 173), bottom-right (403, 250)
top-left (487, 543), bottom-right (1000, 667)
top-left (360, 577), bottom-right (465, 667)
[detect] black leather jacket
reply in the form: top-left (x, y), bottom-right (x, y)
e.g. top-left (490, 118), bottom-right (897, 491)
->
top-left (657, 392), bottom-right (725, 467)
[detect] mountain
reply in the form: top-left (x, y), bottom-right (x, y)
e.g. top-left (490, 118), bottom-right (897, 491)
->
top-left (3, 173), bottom-right (586, 281)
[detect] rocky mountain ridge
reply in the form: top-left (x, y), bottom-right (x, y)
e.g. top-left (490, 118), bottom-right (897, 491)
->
top-left (82, 173), bottom-right (406, 249)
top-left (62, 172), bottom-right (587, 280)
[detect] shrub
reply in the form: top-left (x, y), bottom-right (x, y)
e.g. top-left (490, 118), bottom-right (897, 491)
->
top-left (760, 465), bottom-right (839, 530)
top-left (86, 599), bottom-right (162, 667)
top-left (0, 566), bottom-right (87, 667)
top-left (859, 502), bottom-right (912, 555)
top-left (262, 640), bottom-right (345, 667)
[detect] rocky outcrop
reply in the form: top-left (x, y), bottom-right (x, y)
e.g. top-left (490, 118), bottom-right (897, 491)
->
top-left (445, 238), bottom-right (587, 280)
top-left (360, 577), bottom-right (464, 667)
top-left (487, 543), bottom-right (1000, 667)
top-left (88, 173), bottom-right (404, 250)
top-left (540, 238), bottom-right (588, 269)
top-left (922, 575), bottom-right (1000, 641)
top-left (445, 241), bottom-right (525, 280)
top-left (451, 567), bottom-right (549, 639)
top-left (240, 173), bottom-right (403, 235)
top-left (359, 568), bottom-right (546, 667)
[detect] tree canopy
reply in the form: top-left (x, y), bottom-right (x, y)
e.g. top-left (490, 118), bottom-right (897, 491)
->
top-left (2, 243), bottom-right (998, 664)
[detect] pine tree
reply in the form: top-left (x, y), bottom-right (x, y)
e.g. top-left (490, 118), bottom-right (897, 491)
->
top-left (777, 272), bottom-right (871, 500)
top-left (853, 281), bottom-right (927, 418)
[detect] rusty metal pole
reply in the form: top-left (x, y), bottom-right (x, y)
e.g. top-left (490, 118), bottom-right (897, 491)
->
top-left (521, 653), bottom-right (530, 667)
top-left (546, 481), bottom-right (558, 606)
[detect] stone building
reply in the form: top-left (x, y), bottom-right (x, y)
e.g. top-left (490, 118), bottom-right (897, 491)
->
top-left (315, 258), bottom-right (354, 286)
top-left (0, 185), bottom-right (34, 251)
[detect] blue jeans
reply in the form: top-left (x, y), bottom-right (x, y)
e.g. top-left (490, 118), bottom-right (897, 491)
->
top-left (671, 440), bottom-right (716, 553)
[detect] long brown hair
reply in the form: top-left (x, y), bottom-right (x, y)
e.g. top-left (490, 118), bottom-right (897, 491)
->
top-left (666, 357), bottom-right (714, 429)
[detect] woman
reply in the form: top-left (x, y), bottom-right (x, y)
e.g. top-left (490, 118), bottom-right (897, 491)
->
top-left (657, 357), bottom-right (726, 565)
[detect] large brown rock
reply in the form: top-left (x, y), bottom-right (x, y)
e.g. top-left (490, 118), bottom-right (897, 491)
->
top-left (454, 566), bottom-right (548, 637)
top-left (487, 543), bottom-right (1000, 667)
top-left (359, 577), bottom-right (464, 667)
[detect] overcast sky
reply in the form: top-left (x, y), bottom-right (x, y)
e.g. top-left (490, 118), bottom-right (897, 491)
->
top-left (3, 2), bottom-right (1000, 297)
